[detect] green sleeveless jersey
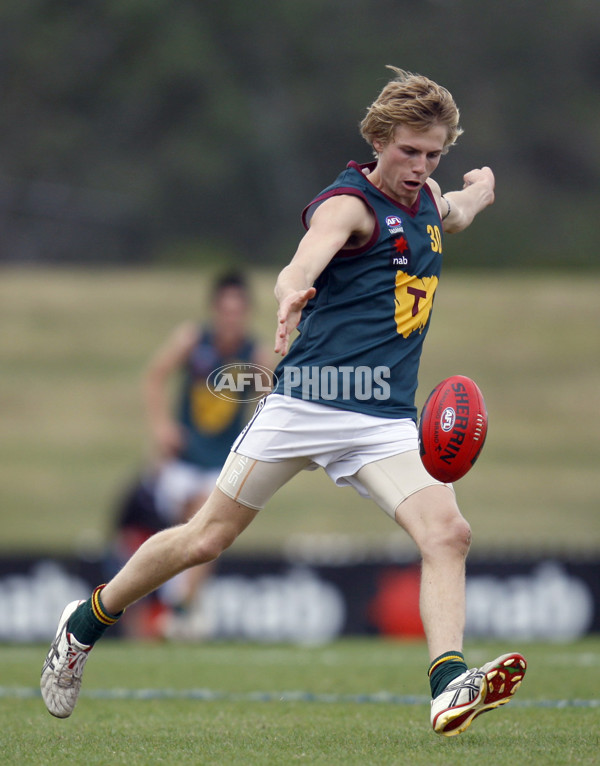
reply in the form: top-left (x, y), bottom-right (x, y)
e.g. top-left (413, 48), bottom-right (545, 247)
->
top-left (272, 161), bottom-right (444, 421)
top-left (178, 328), bottom-right (256, 467)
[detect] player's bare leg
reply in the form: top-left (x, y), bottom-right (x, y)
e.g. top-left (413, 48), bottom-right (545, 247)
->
top-left (156, 492), bottom-right (217, 639)
top-left (394, 484), bottom-right (526, 736)
top-left (393, 484), bottom-right (470, 660)
top-left (101, 488), bottom-right (258, 615)
top-left (41, 488), bottom-right (258, 717)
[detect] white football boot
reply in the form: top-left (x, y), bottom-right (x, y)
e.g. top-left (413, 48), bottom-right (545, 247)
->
top-left (431, 652), bottom-right (527, 736)
top-left (41, 600), bottom-right (92, 718)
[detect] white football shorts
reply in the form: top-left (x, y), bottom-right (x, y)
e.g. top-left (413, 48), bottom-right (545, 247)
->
top-left (216, 394), bottom-right (450, 517)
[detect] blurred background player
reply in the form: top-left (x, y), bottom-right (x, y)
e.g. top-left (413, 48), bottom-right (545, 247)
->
top-left (112, 271), bottom-right (272, 638)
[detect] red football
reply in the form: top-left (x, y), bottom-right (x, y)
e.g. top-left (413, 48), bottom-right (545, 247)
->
top-left (418, 375), bottom-right (488, 483)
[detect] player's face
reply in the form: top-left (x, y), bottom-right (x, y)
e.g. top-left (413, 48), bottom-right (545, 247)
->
top-left (213, 287), bottom-right (250, 341)
top-left (371, 124), bottom-right (447, 207)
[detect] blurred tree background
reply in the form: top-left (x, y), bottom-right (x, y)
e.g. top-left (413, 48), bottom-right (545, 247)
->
top-left (0, 0), bottom-right (598, 269)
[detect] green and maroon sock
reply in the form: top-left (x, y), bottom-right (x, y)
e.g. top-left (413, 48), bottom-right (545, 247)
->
top-left (428, 651), bottom-right (468, 698)
top-left (67, 584), bottom-right (123, 646)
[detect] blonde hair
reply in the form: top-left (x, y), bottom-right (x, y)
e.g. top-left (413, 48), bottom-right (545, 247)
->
top-left (360, 66), bottom-right (463, 154)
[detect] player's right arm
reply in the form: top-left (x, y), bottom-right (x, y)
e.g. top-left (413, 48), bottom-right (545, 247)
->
top-left (274, 194), bottom-right (374, 356)
top-left (428, 167), bottom-right (495, 234)
top-left (143, 321), bottom-right (198, 459)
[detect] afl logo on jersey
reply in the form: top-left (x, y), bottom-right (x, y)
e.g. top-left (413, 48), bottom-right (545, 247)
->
top-left (385, 215), bottom-right (404, 234)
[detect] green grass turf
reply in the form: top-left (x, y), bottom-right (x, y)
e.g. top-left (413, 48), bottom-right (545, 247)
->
top-left (1, 639), bottom-right (599, 765)
top-left (1, 267), bottom-right (599, 555)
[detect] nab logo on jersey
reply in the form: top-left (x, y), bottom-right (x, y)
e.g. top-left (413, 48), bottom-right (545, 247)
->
top-left (389, 254), bottom-right (409, 267)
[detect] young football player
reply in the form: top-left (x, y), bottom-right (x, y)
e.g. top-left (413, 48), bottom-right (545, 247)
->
top-left (42, 67), bottom-right (525, 736)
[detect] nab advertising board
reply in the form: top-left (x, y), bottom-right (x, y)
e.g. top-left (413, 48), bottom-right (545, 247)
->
top-left (0, 552), bottom-right (598, 643)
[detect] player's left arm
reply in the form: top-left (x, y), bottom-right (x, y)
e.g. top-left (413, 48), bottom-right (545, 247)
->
top-left (428, 166), bottom-right (495, 234)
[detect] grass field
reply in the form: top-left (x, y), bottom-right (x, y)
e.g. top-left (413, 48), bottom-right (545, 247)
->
top-left (1, 638), bottom-right (599, 765)
top-left (1, 266), bottom-right (599, 556)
